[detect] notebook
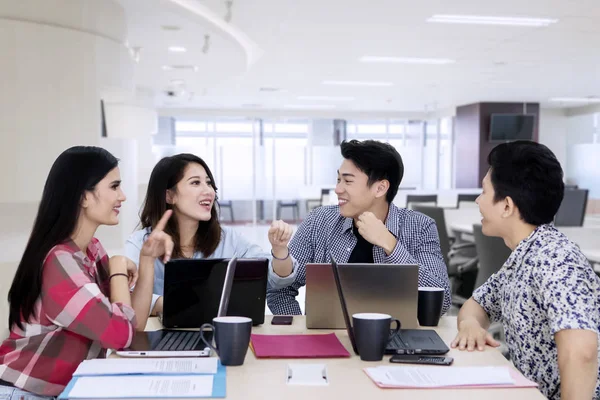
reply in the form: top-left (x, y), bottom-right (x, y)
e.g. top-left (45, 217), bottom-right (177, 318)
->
top-left (250, 333), bottom-right (351, 358)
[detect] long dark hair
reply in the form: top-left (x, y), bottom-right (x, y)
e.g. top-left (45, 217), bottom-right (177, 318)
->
top-left (140, 153), bottom-right (221, 259)
top-left (8, 146), bottom-right (119, 330)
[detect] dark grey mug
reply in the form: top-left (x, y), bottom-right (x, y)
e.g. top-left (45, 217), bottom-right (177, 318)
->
top-left (417, 287), bottom-right (445, 327)
top-left (200, 316), bottom-right (252, 366)
top-left (353, 313), bottom-right (401, 361)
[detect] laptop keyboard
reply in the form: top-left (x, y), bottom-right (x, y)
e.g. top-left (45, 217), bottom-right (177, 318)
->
top-left (387, 330), bottom-right (409, 350)
top-left (156, 331), bottom-right (202, 351)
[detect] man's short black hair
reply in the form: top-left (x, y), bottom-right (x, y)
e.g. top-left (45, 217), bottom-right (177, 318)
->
top-left (487, 140), bottom-right (564, 226)
top-left (340, 139), bottom-right (404, 203)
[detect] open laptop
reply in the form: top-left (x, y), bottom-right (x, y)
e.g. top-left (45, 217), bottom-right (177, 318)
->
top-left (161, 257), bottom-right (268, 328)
top-left (306, 262), bottom-right (420, 329)
top-left (116, 257), bottom-right (238, 358)
top-left (329, 255), bottom-right (449, 356)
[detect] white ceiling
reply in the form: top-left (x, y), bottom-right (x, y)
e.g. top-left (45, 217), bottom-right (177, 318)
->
top-left (120, 0), bottom-right (600, 113)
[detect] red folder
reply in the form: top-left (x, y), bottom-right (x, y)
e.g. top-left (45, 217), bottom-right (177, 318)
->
top-left (250, 333), bottom-right (351, 358)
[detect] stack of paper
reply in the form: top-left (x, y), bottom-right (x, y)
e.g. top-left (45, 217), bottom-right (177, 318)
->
top-left (364, 366), bottom-right (538, 389)
top-left (72, 358), bottom-right (219, 376)
top-left (250, 333), bottom-right (350, 358)
top-left (58, 358), bottom-right (226, 399)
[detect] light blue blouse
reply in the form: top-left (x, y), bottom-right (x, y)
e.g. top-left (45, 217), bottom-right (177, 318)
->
top-left (124, 226), bottom-right (298, 312)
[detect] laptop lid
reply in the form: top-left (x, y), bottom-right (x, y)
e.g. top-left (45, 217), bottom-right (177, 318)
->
top-left (162, 258), bottom-right (268, 328)
top-left (329, 253), bottom-right (358, 355)
top-left (305, 262), bottom-right (419, 330)
top-left (328, 255), bottom-right (449, 356)
top-left (217, 257), bottom-right (237, 317)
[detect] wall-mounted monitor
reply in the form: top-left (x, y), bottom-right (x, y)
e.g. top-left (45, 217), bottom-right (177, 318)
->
top-left (489, 114), bottom-right (535, 142)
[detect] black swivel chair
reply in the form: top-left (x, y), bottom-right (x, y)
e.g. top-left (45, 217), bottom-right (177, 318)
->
top-left (456, 194), bottom-right (480, 208)
top-left (472, 224), bottom-right (512, 291)
top-left (277, 200), bottom-right (300, 221)
top-left (411, 205), bottom-right (478, 307)
top-left (406, 194), bottom-right (437, 209)
top-left (554, 189), bottom-right (588, 227)
top-left (472, 223), bottom-right (512, 356)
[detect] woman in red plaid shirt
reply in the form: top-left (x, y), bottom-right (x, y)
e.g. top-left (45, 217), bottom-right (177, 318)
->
top-left (0, 146), bottom-right (173, 399)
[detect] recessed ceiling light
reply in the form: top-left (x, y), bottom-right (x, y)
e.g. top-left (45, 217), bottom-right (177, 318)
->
top-left (549, 97), bottom-right (600, 103)
top-left (168, 46), bottom-right (187, 53)
top-left (359, 56), bottom-right (455, 65)
top-left (322, 80), bottom-right (393, 87)
top-left (162, 65), bottom-right (199, 71)
top-left (170, 79), bottom-right (185, 85)
top-left (427, 15), bottom-right (558, 27)
top-left (297, 96), bottom-right (355, 102)
top-left (259, 87), bottom-right (282, 92)
top-left (161, 25), bottom-right (181, 31)
top-left (283, 104), bottom-right (337, 109)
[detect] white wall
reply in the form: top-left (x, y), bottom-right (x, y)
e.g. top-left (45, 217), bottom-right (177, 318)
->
top-left (566, 113), bottom-right (597, 146)
top-left (95, 138), bottom-right (140, 253)
top-left (0, 2), bottom-right (133, 203)
top-left (0, 1), bottom-right (139, 263)
top-left (539, 107), bottom-right (600, 193)
top-left (567, 144), bottom-right (600, 198)
top-left (539, 108), bottom-right (568, 173)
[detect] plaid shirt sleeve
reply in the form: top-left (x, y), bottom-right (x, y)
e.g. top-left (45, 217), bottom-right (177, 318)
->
top-left (41, 248), bottom-right (136, 350)
top-left (266, 212), bottom-right (315, 315)
top-left (382, 218), bottom-right (452, 315)
top-left (222, 226), bottom-right (298, 289)
top-left (266, 205), bottom-right (452, 316)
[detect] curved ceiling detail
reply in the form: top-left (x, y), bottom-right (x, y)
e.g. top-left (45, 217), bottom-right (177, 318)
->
top-left (164, 0), bottom-right (263, 69)
top-left (0, 0), bottom-right (127, 44)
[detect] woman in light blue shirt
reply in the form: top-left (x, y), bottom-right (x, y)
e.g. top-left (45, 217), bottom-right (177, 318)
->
top-left (125, 153), bottom-right (297, 315)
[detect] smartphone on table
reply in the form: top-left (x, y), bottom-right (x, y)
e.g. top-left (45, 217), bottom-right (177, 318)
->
top-left (271, 315), bottom-right (294, 325)
top-left (390, 354), bottom-right (453, 366)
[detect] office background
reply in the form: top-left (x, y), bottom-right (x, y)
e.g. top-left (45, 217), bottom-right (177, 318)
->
top-left (1, 0), bottom-right (599, 320)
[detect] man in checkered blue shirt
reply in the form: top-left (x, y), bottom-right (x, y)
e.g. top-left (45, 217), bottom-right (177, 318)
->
top-left (268, 139), bottom-right (451, 315)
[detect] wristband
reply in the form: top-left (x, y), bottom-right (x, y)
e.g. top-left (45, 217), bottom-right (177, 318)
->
top-left (271, 248), bottom-right (290, 261)
top-left (109, 272), bottom-right (128, 282)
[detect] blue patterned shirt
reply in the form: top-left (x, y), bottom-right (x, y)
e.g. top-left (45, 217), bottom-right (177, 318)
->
top-left (473, 224), bottom-right (600, 399)
top-left (267, 204), bottom-right (452, 315)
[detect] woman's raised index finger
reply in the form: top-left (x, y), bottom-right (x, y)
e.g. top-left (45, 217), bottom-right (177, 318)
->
top-left (155, 210), bottom-right (173, 232)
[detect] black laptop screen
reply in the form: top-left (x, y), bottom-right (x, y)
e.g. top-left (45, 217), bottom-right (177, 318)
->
top-left (162, 258), bottom-right (268, 328)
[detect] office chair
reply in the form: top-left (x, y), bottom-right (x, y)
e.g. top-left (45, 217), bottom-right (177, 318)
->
top-left (554, 189), bottom-right (588, 227)
top-left (411, 205), bottom-right (478, 306)
top-left (456, 193), bottom-right (480, 208)
top-left (406, 194), bottom-right (437, 209)
top-left (472, 223), bottom-right (512, 356)
top-left (277, 200), bottom-right (300, 221)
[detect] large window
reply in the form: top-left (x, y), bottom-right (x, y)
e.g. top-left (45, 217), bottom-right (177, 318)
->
top-left (165, 115), bottom-right (455, 223)
top-left (346, 118), bottom-right (454, 189)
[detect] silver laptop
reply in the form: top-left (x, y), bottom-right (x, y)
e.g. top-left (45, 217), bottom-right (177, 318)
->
top-left (116, 257), bottom-right (238, 358)
top-left (305, 263), bottom-right (419, 329)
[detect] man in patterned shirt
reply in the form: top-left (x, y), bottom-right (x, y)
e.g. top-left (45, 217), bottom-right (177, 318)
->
top-left (452, 141), bottom-right (600, 399)
top-left (267, 139), bottom-right (451, 316)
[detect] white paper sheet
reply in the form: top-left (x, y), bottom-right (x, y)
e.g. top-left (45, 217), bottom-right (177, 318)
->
top-left (67, 375), bottom-right (214, 398)
top-left (73, 358), bottom-right (218, 376)
top-left (366, 366), bottom-right (514, 388)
